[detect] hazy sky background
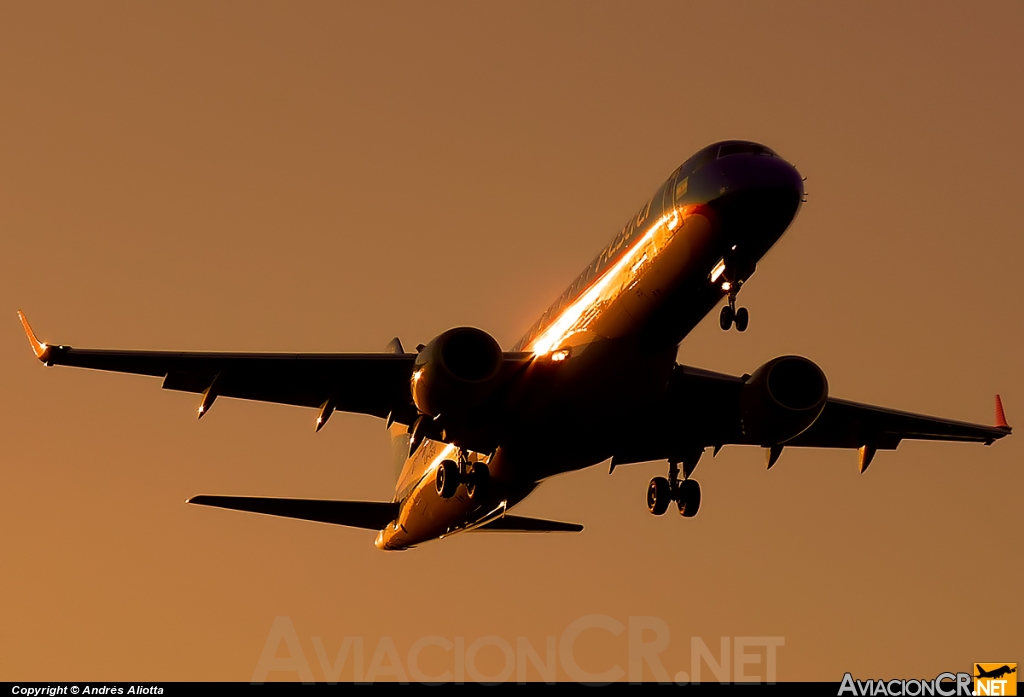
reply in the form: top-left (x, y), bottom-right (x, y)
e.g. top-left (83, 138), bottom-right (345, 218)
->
top-left (1, 1), bottom-right (1021, 681)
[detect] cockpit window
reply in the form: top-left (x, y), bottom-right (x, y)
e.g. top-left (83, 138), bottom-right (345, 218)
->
top-left (717, 142), bottom-right (775, 159)
top-left (677, 141), bottom-right (778, 179)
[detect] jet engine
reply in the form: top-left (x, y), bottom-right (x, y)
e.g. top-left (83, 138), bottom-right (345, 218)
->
top-left (738, 355), bottom-right (828, 445)
top-left (411, 327), bottom-right (504, 419)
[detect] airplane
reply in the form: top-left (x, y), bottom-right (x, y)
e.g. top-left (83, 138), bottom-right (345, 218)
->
top-left (975, 665), bottom-right (1016, 680)
top-left (19, 140), bottom-right (1012, 550)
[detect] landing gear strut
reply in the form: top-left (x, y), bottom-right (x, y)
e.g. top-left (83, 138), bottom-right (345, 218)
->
top-left (435, 449), bottom-right (490, 500)
top-left (719, 282), bottom-right (749, 332)
top-left (647, 455), bottom-right (703, 518)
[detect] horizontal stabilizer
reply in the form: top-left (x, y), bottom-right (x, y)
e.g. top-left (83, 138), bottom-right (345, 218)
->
top-left (187, 495), bottom-right (398, 530)
top-left (473, 515), bottom-right (583, 533)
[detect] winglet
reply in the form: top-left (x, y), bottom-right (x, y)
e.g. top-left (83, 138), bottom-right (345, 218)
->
top-left (995, 394), bottom-right (1010, 429)
top-left (17, 311), bottom-right (51, 362)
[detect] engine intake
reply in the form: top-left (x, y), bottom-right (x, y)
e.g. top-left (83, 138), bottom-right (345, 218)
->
top-left (739, 355), bottom-right (828, 445)
top-left (412, 327), bottom-right (503, 419)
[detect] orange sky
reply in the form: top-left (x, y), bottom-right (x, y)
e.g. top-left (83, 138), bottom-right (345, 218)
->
top-left (1, 1), bottom-right (1021, 682)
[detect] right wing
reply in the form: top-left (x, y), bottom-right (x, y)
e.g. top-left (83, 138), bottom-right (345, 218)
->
top-left (19, 311), bottom-right (418, 423)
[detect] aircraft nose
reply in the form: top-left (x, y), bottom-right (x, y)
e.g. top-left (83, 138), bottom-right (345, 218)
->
top-left (709, 152), bottom-right (804, 209)
top-left (704, 154), bottom-right (804, 250)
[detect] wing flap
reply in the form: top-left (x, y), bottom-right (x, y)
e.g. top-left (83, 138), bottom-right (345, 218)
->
top-left (187, 495), bottom-right (399, 530)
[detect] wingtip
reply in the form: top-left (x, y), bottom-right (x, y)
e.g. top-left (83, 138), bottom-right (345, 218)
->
top-left (17, 310), bottom-right (50, 361)
top-left (995, 394), bottom-right (1010, 430)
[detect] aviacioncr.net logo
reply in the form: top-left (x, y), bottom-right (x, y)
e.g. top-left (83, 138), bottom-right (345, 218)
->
top-left (974, 663), bottom-right (1017, 697)
top-left (838, 672), bottom-right (972, 696)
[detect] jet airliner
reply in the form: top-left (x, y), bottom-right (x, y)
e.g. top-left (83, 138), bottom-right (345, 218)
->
top-left (19, 140), bottom-right (1011, 550)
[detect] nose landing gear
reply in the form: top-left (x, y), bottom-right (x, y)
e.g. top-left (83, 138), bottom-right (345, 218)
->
top-left (719, 254), bottom-right (754, 332)
top-left (719, 282), bottom-right (749, 332)
top-left (647, 454), bottom-right (703, 518)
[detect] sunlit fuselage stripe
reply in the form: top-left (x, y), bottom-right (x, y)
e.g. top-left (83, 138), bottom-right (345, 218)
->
top-left (512, 178), bottom-right (681, 353)
top-left (525, 204), bottom-right (697, 355)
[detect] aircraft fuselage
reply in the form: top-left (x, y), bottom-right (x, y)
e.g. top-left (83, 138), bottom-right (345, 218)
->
top-left (376, 141), bottom-right (805, 549)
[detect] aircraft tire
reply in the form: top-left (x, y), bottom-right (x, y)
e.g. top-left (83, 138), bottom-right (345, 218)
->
top-left (735, 307), bottom-right (749, 332)
top-left (647, 477), bottom-right (671, 515)
top-left (677, 479), bottom-right (701, 518)
top-left (466, 462), bottom-right (489, 499)
top-left (436, 459), bottom-right (459, 499)
top-left (719, 306), bottom-right (734, 331)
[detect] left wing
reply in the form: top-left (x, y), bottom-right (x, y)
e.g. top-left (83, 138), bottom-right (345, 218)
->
top-left (19, 311), bottom-right (418, 423)
top-left (611, 364), bottom-right (1010, 469)
top-left (784, 396), bottom-right (1011, 449)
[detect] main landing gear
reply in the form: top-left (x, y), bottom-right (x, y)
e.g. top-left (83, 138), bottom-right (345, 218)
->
top-left (647, 457), bottom-right (702, 518)
top-left (435, 450), bottom-right (490, 500)
top-left (719, 281), bottom-right (749, 332)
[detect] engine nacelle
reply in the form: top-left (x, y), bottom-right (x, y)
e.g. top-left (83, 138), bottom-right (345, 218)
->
top-left (738, 355), bottom-right (828, 445)
top-left (412, 327), bottom-right (504, 419)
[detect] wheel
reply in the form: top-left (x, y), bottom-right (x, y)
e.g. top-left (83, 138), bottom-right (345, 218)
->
top-left (647, 477), bottom-right (671, 516)
top-left (734, 307), bottom-right (749, 332)
top-left (435, 459), bottom-right (459, 498)
top-left (719, 305), bottom-right (734, 331)
top-left (677, 479), bottom-right (702, 518)
top-left (466, 462), bottom-right (489, 499)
